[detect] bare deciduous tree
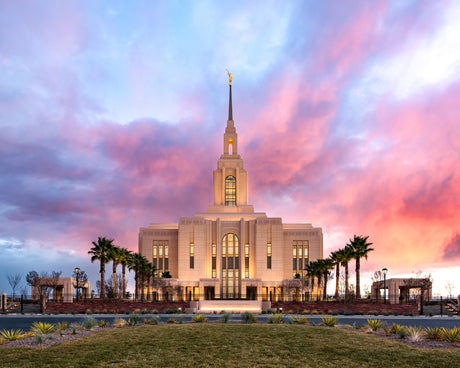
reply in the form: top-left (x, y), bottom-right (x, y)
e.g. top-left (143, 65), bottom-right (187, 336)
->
top-left (445, 280), bottom-right (456, 299)
top-left (6, 273), bottom-right (22, 299)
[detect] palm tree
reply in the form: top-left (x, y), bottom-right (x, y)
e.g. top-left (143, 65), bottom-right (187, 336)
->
top-left (338, 246), bottom-right (354, 300)
top-left (320, 258), bottom-right (334, 301)
top-left (347, 235), bottom-right (374, 299)
top-left (129, 253), bottom-right (143, 301)
top-left (88, 237), bottom-right (114, 298)
top-left (108, 246), bottom-right (123, 298)
top-left (119, 248), bottom-right (133, 298)
top-left (306, 260), bottom-right (322, 301)
top-left (330, 250), bottom-right (341, 299)
top-left (305, 262), bottom-right (317, 301)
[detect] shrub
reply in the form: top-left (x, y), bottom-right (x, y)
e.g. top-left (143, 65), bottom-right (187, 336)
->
top-left (192, 314), bottom-right (208, 323)
top-left (127, 314), bottom-right (141, 326)
top-left (69, 323), bottom-right (81, 334)
top-left (82, 317), bottom-right (98, 330)
top-left (56, 322), bottom-right (68, 331)
top-left (146, 316), bottom-right (160, 325)
top-left (220, 312), bottom-right (232, 323)
top-left (407, 326), bottom-right (424, 342)
top-left (167, 318), bottom-right (177, 324)
top-left (267, 313), bottom-right (284, 324)
top-left (390, 323), bottom-right (403, 334)
top-left (241, 312), bottom-right (257, 324)
top-left (425, 327), bottom-right (443, 340)
top-left (113, 318), bottom-right (127, 328)
top-left (320, 316), bottom-right (337, 327)
top-left (0, 329), bottom-right (25, 341)
top-left (367, 319), bottom-right (382, 331)
top-left (397, 327), bottom-right (408, 339)
top-left (441, 327), bottom-right (460, 342)
top-left (290, 315), bottom-right (309, 324)
top-left (97, 320), bottom-right (109, 328)
top-left (31, 322), bottom-right (56, 334)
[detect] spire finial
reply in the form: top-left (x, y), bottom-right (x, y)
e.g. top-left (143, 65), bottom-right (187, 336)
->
top-left (227, 70), bottom-right (233, 121)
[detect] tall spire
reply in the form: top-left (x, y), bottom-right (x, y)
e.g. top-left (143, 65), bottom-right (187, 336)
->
top-left (228, 84), bottom-right (233, 121)
top-left (226, 69), bottom-right (233, 121)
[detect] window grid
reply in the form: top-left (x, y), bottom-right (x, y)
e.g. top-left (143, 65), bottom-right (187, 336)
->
top-left (190, 242), bottom-right (194, 269)
top-left (152, 240), bottom-right (169, 276)
top-left (212, 243), bottom-right (217, 278)
top-left (222, 233), bottom-right (240, 298)
top-left (292, 240), bottom-right (309, 278)
top-left (225, 176), bottom-right (236, 206)
top-left (267, 242), bottom-right (272, 269)
top-left (244, 243), bottom-right (249, 278)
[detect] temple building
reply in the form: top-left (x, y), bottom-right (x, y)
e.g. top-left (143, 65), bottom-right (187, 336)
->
top-left (139, 77), bottom-right (323, 305)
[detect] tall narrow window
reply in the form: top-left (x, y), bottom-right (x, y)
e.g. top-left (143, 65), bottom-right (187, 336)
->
top-left (152, 240), bottom-right (169, 276)
top-left (222, 233), bottom-right (240, 298)
top-left (244, 243), bottom-right (249, 278)
top-left (292, 240), bottom-right (309, 278)
top-left (189, 242), bottom-right (194, 269)
top-left (225, 176), bottom-right (236, 206)
top-left (228, 138), bottom-right (233, 155)
top-left (212, 243), bottom-right (217, 278)
top-left (267, 242), bottom-right (272, 269)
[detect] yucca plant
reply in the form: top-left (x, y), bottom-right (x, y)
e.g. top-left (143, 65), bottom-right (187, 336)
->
top-left (441, 327), bottom-right (460, 342)
top-left (97, 320), bottom-right (109, 328)
top-left (56, 322), bottom-right (68, 331)
top-left (389, 323), bottom-right (403, 334)
top-left (424, 327), bottom-right (443, 340)
top-left (31, 322), bottom-right (56, 334)
top-left (192, 314), bottom-right (208, 323)
top-left (320, 315), bottom-right (337, 327)
top-left (0, 329), bottom-right (25, 341)
top-left (267, 313), bottom-right (284, 324)
top-left (290, 315), bottom-right (309, 324)
top-left (367, 319), bottom-right (382, 331)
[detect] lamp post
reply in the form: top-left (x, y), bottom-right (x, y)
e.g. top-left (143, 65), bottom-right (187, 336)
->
top-left (75, 267), bottom-right (80, 303)
top-left (382, 268), bottom-right (388, 304)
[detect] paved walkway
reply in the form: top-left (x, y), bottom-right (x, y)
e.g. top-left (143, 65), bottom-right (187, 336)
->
top-left (1, 314), bottom-right (460, 331)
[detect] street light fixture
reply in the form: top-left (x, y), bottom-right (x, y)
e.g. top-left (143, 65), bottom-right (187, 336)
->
top-left (75, 267), bottom-right (80, 303)
top-left (382, 267), bottom-right (388, 304)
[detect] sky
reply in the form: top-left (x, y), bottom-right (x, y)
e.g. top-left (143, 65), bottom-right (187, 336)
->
top-left (1, 0), bottom-right (459, 297)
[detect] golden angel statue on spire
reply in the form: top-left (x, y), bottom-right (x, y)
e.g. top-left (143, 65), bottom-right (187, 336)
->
top-left (226, 69), bottom-right (232, 85)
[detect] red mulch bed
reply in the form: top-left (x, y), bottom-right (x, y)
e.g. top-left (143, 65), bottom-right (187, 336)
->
top-left (46, 300), bottom-right (190, 314)
top-left (271, 301), bottom-right (418, 315)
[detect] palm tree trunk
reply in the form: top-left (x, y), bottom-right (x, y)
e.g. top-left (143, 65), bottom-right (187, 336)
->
top-left (356, 257), bottom-right (361, 299)
top-left (310, 278), bottom-right (314, 301)
top-left (345, 262), bottom-right (349, 300)
top-left (334, 264), bottom-right (340, 299)
top-left (147, 274), bottom-right (151, 301)
top-left (113, 262), bottom-right (117, 298)
top-left (100, 261), bottom-right (105, 298)
top-left (134, 273), bottom-right (139, 301)
top-left (122, 265), bottom-right (126, 299)
top-left (316, 277), bottom-right (322, 301)
top-left (141, 274), bottom-right (145, 301)
top-left (323, 273), bottom-right (327, 301)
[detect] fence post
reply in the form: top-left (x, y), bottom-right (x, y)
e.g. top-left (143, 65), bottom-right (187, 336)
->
top-left (440, 296), bottom-right (443, 316)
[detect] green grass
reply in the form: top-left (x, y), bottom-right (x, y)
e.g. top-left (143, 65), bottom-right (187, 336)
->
top-left (1, 324), bottom-right (460, 367)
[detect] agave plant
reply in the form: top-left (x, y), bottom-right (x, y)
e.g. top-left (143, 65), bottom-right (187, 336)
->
top-left (320, 315), bottom-right (337, 327)
top-left (192, 314), bottom-right (208, 323)
top-left (424, 327), bottom-right (444, 341)
top-left (367, 319), bottom-right (382, 331)
top-left (290, 315), bottom-right (309, 324)
top-left (0, 329), bottom-right (25, 341)
top-left (31, 322), bottom-right (56, 334)
top-left (441, 327), bottom-right (460, 342)
top-left (406, 326), bottom-right (424, 342)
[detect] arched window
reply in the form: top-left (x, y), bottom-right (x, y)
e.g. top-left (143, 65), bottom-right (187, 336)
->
top-left (225, 176), bottom-right (236, 206)
top-left (222, 233), bottom-right (240, 298)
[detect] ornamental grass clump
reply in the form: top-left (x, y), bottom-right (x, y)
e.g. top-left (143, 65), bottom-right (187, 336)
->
top-left (97, 320), bottom-right (109, 328)
top-left (267, 313), bottom-right (284, 324)
top-left (241, 312), bottom-right (257, 324)
top-left (290, 315), bottom-right (309, 324)
top-left (0, 329), bottom-right (25, 341)
top-left (390, 323), bottom-right (403, 335)
top-left (82, 317), bottom-right (98, 330)
top-left (167, 318), bottom-right (177, 324)
top-left (367, 319), bottom-right (382, 331)
top-left (219, 312), bottom-right (232, 323)
top-left (192, 314), bottom-right (208, 323)
top-left (113, 318), bottom-right (127, 328)
top-left (56, 322), bottom-right (68, 331)
top-left (127, 314), bottom-right (141, 326)
top-left (424, 327), bottom-right (444, 341)
top-left (31, 322), bottom-right (56, 334)
top-left (320, 315), bottom-right (337, 327)
top-left (407, 326), bottom-right (424, 342)
top-left (441, 327), bottom-right (460, 342)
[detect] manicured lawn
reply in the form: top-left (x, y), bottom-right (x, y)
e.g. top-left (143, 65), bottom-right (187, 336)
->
top-left (2, 324), bottom-right (460, 367)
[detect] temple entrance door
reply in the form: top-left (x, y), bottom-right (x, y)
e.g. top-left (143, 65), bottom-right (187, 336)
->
top-left (204, 287), bottom-right (215, 300)
top-left (246, 286), bottom-right (257, 300)
top-left (221, 233), bottom-right (240, 299)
